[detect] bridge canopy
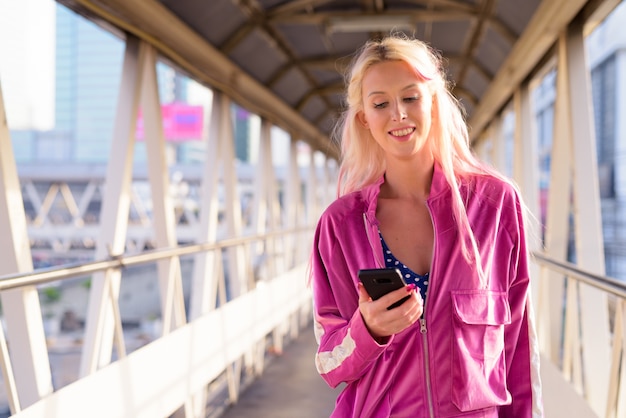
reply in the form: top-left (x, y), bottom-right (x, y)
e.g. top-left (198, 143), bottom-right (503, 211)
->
top-left (58, 0), bottom-right (616, 158)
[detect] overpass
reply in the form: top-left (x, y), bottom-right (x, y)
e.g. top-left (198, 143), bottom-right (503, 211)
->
top-left (0, 0), bottom-right (625, 417)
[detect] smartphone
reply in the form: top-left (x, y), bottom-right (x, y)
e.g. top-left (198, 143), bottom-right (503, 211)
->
top-left (358, 268), bottom-right (410, 310)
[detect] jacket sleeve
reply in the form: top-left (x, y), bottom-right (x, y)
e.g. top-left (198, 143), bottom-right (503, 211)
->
top-left (500, 192), bottom-right (544, 417)
top-left (311, 211), bottom-right (391, 388)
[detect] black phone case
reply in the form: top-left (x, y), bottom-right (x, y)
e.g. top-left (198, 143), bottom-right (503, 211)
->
top-left (358, 268), bottom-right (410, 310)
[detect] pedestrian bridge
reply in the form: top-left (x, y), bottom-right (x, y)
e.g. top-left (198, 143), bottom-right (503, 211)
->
top-left (0, 0), bottom-right (625, 417)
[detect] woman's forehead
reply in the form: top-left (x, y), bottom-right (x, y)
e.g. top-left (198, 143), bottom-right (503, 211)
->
top-left (362, 61), bottom-right (429, 94)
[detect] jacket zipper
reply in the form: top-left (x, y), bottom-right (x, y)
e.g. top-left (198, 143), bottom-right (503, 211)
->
top-left (421, 202), bottom-right (436, 418)
top-left (420, 317), bottom-right (435, 417)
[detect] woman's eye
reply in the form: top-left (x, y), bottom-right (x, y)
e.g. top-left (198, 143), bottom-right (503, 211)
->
top-left (404, 95), bottom-right (420, 103)
top-left (373, 102), bottom-right (387, 109)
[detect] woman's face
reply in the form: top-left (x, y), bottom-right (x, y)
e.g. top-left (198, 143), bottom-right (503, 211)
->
top-left (357, 60), bottom-right (434, 162)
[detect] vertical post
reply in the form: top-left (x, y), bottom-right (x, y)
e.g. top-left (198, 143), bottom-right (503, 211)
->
top-left (0, 79), bottom-right (51, 411)
top-left (251, 119), bottom-right (276, 280)
top-left (566, 20), bottom-right (610, 417)
top-left (513, 85), bottom-right (542, 304)
top-left (307, 150), bottom-right (319, 227)
top-left (220, 98), bottom-right (245, 298)
top-left (80, 36), bottom-right (146, 377)
top-left (488, 115), bottom-right (507, 174)
top-left (284, 136), bottom-right (300, 269)
top-left (472, 133), bottom-right (490, 164)
top-left (540, 32), bottom-right (573, 364)
top-left (189, 91), bottom-right (222, 318)
top-left (140, 44), bottom-right (187, 335)
top-left (186, 87), bottom-right (222, 418)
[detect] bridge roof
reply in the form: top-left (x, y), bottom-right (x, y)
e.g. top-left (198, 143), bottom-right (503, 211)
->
top-left (58, 0), bottom-right (617, 159)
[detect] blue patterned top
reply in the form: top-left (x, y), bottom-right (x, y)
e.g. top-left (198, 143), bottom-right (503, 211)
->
top-left (379, 230), bottom-right (430, 301)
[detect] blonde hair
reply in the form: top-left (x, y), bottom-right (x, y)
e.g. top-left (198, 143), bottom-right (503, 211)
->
top-left (334, 34), bottom-right (502, 282)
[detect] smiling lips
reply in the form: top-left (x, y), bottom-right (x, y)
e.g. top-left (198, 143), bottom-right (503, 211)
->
top-left (390, 127), bottom-right (415, 137)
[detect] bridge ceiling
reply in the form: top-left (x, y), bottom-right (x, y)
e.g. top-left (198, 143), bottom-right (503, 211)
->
top-left (57, 0), bottom-right (612, 157)
top-left (155, 0), bottom-right (540, 130)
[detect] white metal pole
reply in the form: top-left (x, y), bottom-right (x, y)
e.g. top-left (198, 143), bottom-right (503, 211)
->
top-left (566, 21), bottom-right (610, 417)
top-left (540, 33), bottom-right (573, 364)
top-left (0, 78), bottom-right (52, 411)
top-left (189, 91), bottom-right (221, 318)
top-left (80, 36), bottom-right (146, 377)
top-left (140, 44), bottom-right (187, 335)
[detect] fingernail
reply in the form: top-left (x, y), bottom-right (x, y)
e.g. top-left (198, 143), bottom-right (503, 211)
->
top-left (406, 283), bottom-right (416, 292)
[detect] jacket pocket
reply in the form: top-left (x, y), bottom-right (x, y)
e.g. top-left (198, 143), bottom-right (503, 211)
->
top-left (450, 290), bottom-right (512, 412)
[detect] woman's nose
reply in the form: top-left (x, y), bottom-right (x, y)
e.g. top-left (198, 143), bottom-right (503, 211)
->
top-left (392, 103), bottom-right (407, 120)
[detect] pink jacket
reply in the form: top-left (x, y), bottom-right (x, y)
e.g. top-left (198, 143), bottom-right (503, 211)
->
top-left (311, 164), bottom-right (543, 417)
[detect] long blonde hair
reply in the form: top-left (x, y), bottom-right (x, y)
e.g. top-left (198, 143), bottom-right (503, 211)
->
top-left (334, 34), bottom-right (502, 279)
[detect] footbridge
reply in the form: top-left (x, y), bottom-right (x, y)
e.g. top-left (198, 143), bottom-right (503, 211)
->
top-left (0, 0), bottom-right (625, 417)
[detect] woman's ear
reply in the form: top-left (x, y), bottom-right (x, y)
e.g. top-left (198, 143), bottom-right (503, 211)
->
top-left (356, 111), bottom-right (369, 128)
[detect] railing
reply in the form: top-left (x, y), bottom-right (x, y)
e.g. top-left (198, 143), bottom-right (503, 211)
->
top-left (533, 252), bottom-right (626, 418)
top-left (0, 227), bottom-right (314, 418)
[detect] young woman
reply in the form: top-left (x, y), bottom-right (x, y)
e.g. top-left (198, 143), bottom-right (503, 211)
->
top-left (310, 34), bottom-right (543, 417)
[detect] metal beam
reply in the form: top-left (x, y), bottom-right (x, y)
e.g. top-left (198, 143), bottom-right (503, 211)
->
top-left (468, 0), bottom-right (590, 142)
top-left (566, 19), bottom-right (610, 417)
top-left (0, 77), bottom-right (52, 411)
top-left (60, 0), bottom-right (338, 160)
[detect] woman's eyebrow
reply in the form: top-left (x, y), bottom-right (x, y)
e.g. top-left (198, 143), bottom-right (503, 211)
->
top-left (367, 83), bottom-right (420, 97)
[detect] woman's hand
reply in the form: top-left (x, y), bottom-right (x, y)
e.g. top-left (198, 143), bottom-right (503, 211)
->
top-left (358, 282), bottom-right (423, 341)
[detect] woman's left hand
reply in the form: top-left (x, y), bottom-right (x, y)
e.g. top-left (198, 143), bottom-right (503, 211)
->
top-left (358, 283), bottom-right (423, 341)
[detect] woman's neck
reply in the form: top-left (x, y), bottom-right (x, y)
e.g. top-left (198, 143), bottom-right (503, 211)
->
top-left (380, 155), bottom-right (435, 201)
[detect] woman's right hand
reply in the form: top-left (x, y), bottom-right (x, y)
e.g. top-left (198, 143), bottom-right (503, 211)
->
top-left (358, 282), bottom-right (423, 341)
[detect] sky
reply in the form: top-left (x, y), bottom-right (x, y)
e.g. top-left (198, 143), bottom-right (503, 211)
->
top-left (0, 0), bottom-right (56, 130)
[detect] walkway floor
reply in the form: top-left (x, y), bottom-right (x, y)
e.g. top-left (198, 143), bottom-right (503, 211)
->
top-left (220, 325), bottom-right (343, 418)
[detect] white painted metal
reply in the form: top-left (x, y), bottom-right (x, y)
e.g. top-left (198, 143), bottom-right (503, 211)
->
top-left (552, 33), bottom-right (586, 392)
top-left (617, 50), bottom-right (626, 201)
top-left (69, 0), bottom-right (332, 158)
top-left (140, 44), bottom-right (193, 417)
top-left (33, 183), bottom-right (60, 226)
top-left (80, 37), bottom-right (147, 377)
top-left (0, 80), bottom-right (52, 410)
top-left (617, 300), bottom-right (626, 418)
top-left (140, 44), bottom-right (187, 335)
top-left (488, 115), bottom-right (507, 174)
top-left (511, 87), bottom-right (547, 413)
top-left (566, 20), bottom-right (611, 417)
top-left (251, 119), bottom-right (278, 281)
top-left (266, 131), bottom-right (284, 279)
top-left (323, 157), bottom-right (335, 209)
top-left (533, 253), bottom-right (625, 417)
top-left (189, 91), bottom-right (221, 319)
top-left (472, 131), bottom-right (489, 165)
top-left (513, 86), bottom-right (542, 306)
top-left (606, 300), bottom-right (626, 418)
top-left (538, 33), bottom-right (573, 364)
top-left (10, 265), bottom-right (312, 418)
top-left (284, 137), bottom-right (301, 270)
top-left (58, 183), bottom-right (83, 226)
top-left (0, 81), bottom-right (25, 415)
top-left (469, 0), bottom-right (591, 142)
top-left (219, 97), bottom-right (246, 299)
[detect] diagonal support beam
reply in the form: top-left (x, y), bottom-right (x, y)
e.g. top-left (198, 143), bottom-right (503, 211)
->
top-left (0, 79), bottom-right (52, 411)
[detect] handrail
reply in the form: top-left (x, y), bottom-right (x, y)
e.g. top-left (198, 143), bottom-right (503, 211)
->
top-left (0, 226), bottom-right (313, 291)
top-left (532, 251), bottom-right (626, 298)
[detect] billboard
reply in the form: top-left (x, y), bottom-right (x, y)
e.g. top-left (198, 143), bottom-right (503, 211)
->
top-left (136, 103), bottom-right (204, 141)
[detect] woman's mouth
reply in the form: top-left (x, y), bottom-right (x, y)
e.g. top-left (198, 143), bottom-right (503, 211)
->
top-left (389, 127), bottom-right (415, 137)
